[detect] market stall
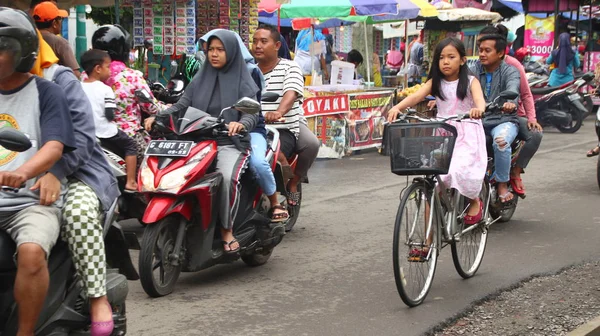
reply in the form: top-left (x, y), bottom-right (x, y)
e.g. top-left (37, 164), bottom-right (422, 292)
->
top-left (276, 0), bottom-right (437, 158)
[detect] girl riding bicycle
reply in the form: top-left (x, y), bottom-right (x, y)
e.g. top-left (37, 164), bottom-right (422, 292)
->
top-left (387, 37), bottom-right (487, 226)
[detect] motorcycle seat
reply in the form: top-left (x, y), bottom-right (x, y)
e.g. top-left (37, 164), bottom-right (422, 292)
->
top-left (0, 230), bottom-right (16, 271)
top-left (531, 86), bottom-right (561, 95)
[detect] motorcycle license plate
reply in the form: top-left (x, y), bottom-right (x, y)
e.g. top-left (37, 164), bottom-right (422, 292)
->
top-left (145, 140), bottom-right (194, 157)
top-left (568, 94), bottom-right (581, 102)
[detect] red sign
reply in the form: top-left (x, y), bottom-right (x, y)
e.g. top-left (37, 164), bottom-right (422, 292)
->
top-left (303, 95), bottom-right (350, 117)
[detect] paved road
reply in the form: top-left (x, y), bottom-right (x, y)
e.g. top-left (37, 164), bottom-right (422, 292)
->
top-left (123, 119), bottom-right (600, 336)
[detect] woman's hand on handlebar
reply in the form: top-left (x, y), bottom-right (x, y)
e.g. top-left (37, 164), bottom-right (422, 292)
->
top-left (502, 102), bottom-right (517, 113)
top-left (228, 121), bottom-right (245, 136)
top-left (144, 117), bottom-right (156, 132)
top-left (469, 108), bottom-right (484, 119)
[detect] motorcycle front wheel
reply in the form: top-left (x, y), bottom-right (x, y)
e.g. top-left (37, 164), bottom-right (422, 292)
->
top-left (139, 216), bottom-right (184, 297)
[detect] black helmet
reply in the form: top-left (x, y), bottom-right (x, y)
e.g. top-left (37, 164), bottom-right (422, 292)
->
top-left (0, 7), bottom-right (39, 73)
top-left (92, 24), bottom-right (132, 63)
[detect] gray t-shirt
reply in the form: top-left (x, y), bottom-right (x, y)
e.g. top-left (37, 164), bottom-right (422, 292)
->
top-left (0, 77), bottom-right (76, 212)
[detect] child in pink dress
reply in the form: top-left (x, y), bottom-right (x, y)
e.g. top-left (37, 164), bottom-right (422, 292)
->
top-left (388, 37), bottom-right (487, 224)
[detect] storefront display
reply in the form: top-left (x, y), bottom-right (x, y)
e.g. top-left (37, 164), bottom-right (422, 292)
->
top-left (303, 87), bottom-right (395, 159)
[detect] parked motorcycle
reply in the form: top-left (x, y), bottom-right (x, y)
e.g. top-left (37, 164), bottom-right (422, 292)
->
top-left (530, 73), bottom-right (593, 133)
top-left (136, 93), bottom-right (289, 297)
top-left (0, 128), bottom-right (138, 336)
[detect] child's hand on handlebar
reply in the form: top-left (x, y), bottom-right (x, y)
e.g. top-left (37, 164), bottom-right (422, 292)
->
top-left (469, 108), bottom-right (484, 119)
top-left (144, 117), bottom-right (156, 132)
top-left (502, 102), bottom-right (517, 113)
top-left (387, 106), bottom-right (402, 122)
top-left (427, 100), bottom-right (437, 110)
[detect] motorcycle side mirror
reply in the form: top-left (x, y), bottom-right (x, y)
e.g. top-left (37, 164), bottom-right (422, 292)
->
top-left (582, 72), bottom-right (595, 81)
top-left (168, 79), bottom-right (185, 93)
top-left (0, 128), bottom-right (32, 152)
top-left (134, 89), bottom-right (154, 104)
top-left (499, 91), bottom-right (518, 100)
top-left (261, 92), bottom-right (280, 103)
top-left (232, 97), bottom-right (261, 115)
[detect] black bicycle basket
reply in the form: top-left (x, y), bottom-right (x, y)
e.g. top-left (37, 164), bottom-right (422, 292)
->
top-left (383, 121), bottom-right (457, 176)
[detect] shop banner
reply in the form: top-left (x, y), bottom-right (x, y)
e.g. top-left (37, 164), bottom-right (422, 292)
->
top-left (346, 91), bottom-right (393, 151)
top-left (525, 15), bottom-right (555, 58)
top-left (304, 90), bottom-right (394, 158)
top-left (303, 95), bottom-right (350, 117)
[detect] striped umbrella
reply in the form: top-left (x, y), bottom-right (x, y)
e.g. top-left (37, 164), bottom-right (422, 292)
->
top-left (279, 0), bottom-right (438, 19)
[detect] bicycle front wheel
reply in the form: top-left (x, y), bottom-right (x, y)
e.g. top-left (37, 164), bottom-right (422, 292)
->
top-left (451, 181), bottom-right (489, 279)
top-left (393, 181), bottom-right (439, 307)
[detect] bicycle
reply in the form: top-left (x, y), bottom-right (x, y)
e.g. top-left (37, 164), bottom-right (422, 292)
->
top-left (383, 110), bottom-right (492, 307)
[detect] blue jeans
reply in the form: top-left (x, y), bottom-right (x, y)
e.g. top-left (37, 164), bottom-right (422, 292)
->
top-left (249, 132), bottom-right (277, 196)
top-left (487, 122), bottom-right (519, 183)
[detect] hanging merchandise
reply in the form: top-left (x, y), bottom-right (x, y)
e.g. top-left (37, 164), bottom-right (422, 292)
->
top-left (132, 0), bottom-right (196, 56)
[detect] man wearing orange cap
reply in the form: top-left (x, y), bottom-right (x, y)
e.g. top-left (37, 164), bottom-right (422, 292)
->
top-left (31, 0), bottom-right (80, 77)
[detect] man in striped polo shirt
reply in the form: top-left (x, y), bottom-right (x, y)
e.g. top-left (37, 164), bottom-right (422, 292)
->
top-left (253, 25), bottom-right (320, 210)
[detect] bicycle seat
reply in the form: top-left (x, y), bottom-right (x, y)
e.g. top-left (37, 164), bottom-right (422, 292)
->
top-left (0, 230), bottom-right (16, 271)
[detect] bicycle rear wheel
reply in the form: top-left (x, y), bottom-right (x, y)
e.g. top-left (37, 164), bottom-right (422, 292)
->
top-left (393, 181), bottom-right (439, 307)
top-left (451, 181), bottom-right (489, 279)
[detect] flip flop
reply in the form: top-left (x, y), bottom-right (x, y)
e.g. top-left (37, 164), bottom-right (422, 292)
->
top-left (498, 192), bottom-right (514, 203)
top-left (269, 205), bottom-right (289, 223)
top-left (510, 177), bottom-right (525, 196)
top-left (222, 239), bottom-right (240, 254)
top-left (587, 147), bottom-right (600, 157)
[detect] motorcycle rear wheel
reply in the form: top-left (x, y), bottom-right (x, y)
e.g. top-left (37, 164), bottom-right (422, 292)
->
top-left (241, 249), bottom-right (273, 266)
top-left (139, 216), bottom-right (183, 297)
top-left (490, 196), bottom-right (518, 222)
top-left (284, 183), bottom-right (302, 232)
top-left (556, 108), bottom-right (583, 133)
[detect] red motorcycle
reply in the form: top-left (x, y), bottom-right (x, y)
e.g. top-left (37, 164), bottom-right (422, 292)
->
top-left (136, 93), bottom-right (287, 297)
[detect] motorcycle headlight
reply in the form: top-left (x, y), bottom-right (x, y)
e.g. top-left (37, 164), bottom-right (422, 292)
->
top-left (140, 158), bottom-right (156, 192)
top-left (156, 145), bottom-right (213, 193)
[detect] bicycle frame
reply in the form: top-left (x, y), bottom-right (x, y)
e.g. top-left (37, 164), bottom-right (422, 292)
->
top-left (413, 174), bottom-right (492, 257)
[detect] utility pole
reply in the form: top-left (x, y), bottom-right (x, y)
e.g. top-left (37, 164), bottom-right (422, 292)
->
top-left (75, 5), bottom-right (86, 66)
top-left (553, 0), bottom-right (560, 47)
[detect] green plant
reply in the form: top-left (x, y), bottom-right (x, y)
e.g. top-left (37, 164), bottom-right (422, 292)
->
top-left (87, 6), bottom-right (134, 32)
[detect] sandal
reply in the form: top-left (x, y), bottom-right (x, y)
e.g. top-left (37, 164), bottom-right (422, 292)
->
top-left (408, 248), bottom-right (430, 262)
top-left (221, 239), bottom-right (240, 254)
top-left (464, 199), bottom-right (483, 226)
top-left (510, 177), bottom-right (526, 196)
top-left (269, 205), bottom-right (289, 222)
top-left (587, 147), bottom-right (600, 157)
top-left (498, 192), bottom-right (514, 203)
top-left (286, 191), bottom-right (300, 206)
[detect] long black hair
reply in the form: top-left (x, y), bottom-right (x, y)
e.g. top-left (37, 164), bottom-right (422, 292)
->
top-left (428, 37), bottom-right (470, 101)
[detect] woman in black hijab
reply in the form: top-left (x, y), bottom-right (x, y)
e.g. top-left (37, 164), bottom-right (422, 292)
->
top-left (154, 30), bottom-right (259, 253)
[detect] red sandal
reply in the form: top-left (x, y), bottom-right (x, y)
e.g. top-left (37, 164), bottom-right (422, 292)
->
top-left (510, 177), bottom-right (525, 196)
